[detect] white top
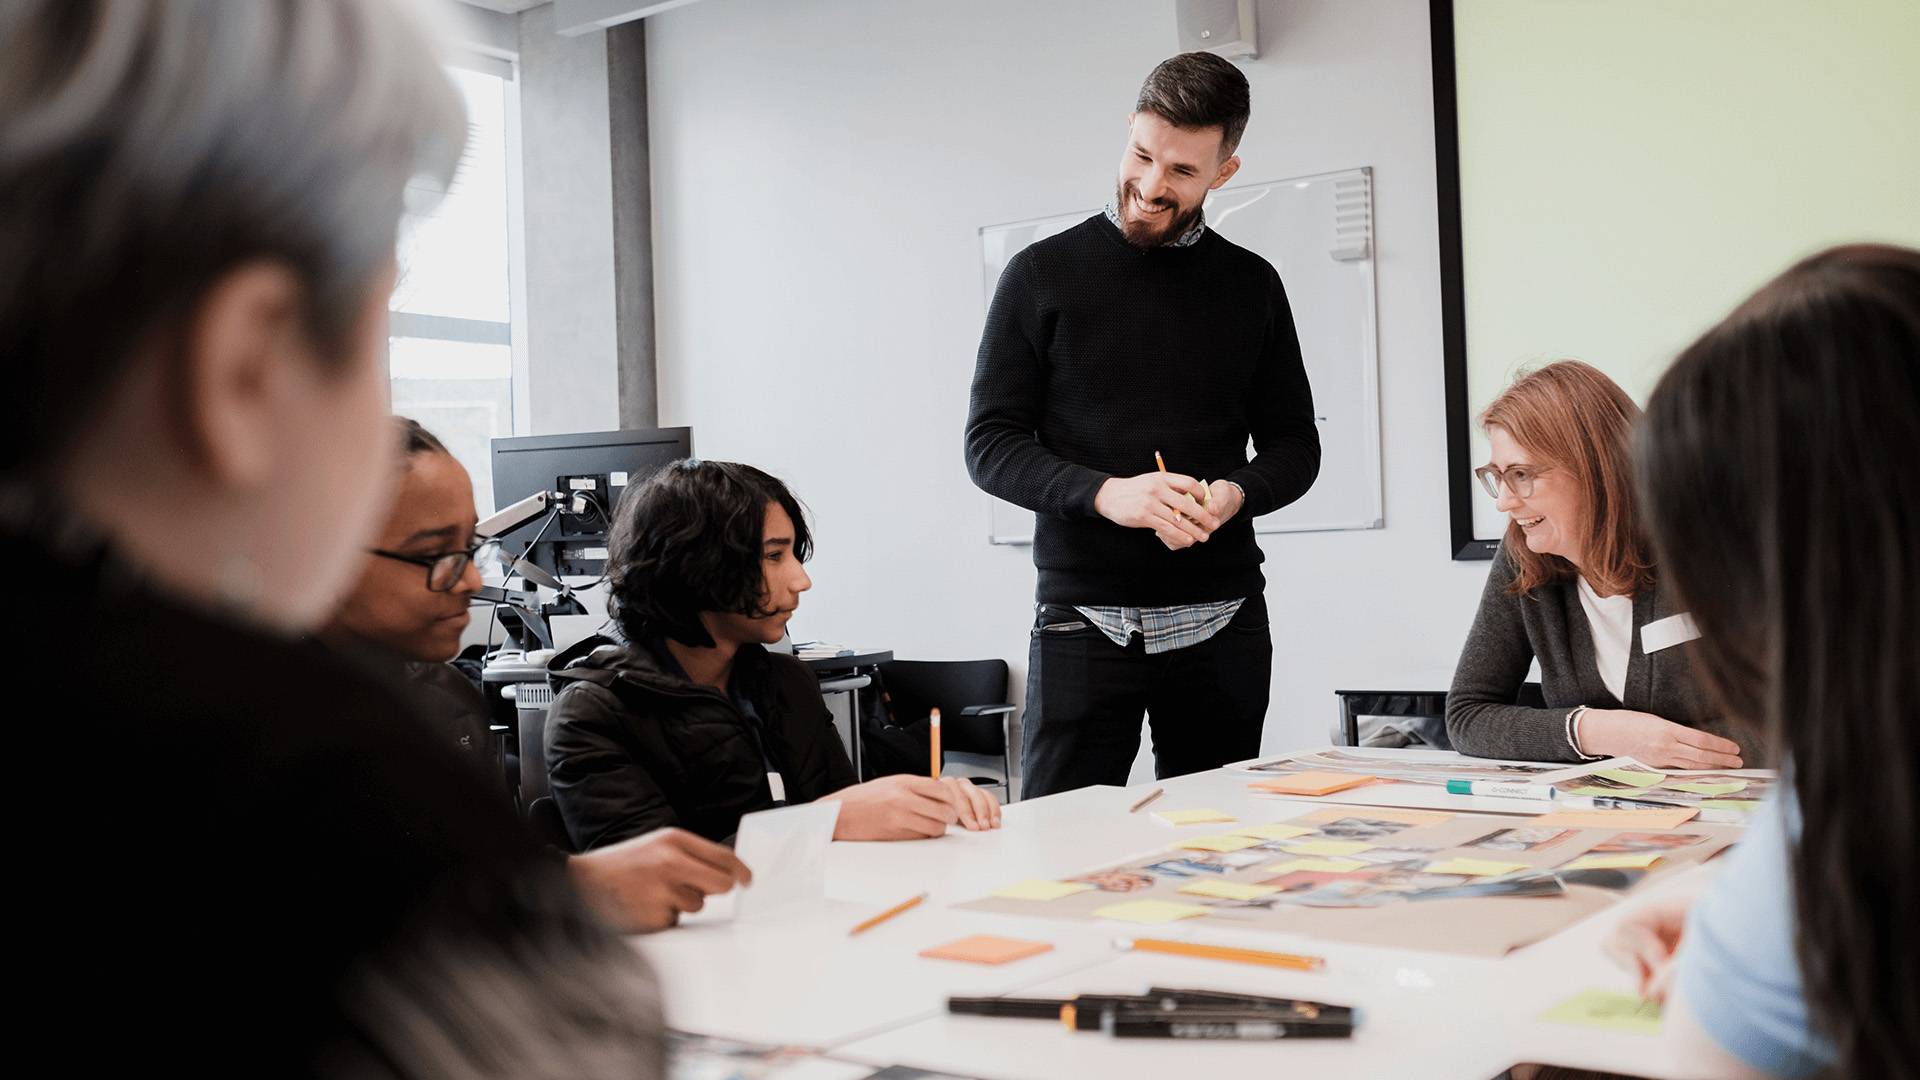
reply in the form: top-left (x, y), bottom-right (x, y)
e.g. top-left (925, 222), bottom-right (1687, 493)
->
top-left (1576, 576), bottom-right (1635, 701)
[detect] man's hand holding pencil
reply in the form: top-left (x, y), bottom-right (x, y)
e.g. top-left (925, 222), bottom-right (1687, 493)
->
top-left (1093, 454), bottom-right (1223, 549)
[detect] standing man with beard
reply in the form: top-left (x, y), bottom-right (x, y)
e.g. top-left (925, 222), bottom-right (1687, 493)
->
top-left (965, 53), bottom-right (1320, 799)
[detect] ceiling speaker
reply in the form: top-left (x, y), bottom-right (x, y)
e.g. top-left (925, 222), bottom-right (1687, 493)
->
top-left (1175, 0), bottom-right (1258, 61)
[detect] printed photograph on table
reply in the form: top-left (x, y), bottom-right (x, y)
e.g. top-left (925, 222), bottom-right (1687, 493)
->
top-left (1243, 747), bottom-right (1585, 784)
top-left (1467, 827), bottom-right (1575, 852)
top-left (958, 805), bottom-right (1741, 956)
top-left (1312, 816), bottom-right (1416, 842)
top-left (1586, 832), bottom-right (1706, 854)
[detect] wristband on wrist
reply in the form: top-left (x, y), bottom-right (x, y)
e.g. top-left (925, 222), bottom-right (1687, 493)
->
top-left (1565, 705), bottom-right (1603, 761)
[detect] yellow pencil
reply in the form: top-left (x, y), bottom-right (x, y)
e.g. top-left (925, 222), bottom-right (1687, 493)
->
top-left (929, 707), bottom-right (942, 779)
top-left (1118, 936), bottom-right (1326, 972)
top-left (1156, 451), bottom-right (1189, 522)
top-left (850, 892), bottom-right (927, 936)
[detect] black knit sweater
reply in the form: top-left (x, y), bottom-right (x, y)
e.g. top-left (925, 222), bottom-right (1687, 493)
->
top-left (965, 212), bottom-right (1320, 604)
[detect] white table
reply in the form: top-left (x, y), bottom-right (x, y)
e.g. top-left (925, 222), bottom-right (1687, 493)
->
top-left (633, 761), bottom-right (1728, 1079)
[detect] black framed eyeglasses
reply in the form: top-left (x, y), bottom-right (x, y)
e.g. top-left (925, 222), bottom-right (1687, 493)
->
top-left (370, 538), bottom-right (504, 593)
top-left (1473, 463), bottom-right (1551, 499)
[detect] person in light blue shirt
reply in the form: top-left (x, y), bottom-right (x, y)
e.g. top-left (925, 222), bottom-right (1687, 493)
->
top-left (1605, 243), bottom-right (1920, 1077)
top-left (1672, 793), bottom-right (1830, 1077)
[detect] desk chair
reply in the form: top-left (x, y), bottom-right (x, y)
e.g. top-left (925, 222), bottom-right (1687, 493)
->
top-left (1334, 683), bottom-right (1542, 748)
top-left (526, 795), bottom-right (573, 853)
top-left (877, 659), bottom-right (1016, 799)
top-left (817, 671), bottom-right (873, 778)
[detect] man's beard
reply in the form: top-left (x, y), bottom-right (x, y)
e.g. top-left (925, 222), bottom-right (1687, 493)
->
top-left (1114, 179), bottom-right (1203, 249)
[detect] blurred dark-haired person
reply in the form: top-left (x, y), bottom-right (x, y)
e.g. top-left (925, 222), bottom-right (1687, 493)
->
top-left (1605, 244), bottom-right (1920, 1077)
top-left (965, 52), bottom-right (1320, 799)
top-left (1447, 360), bottom-right (1741, 768)
top-left (545, 460), bottom-right (1002, 849)
top-left (2, 2), bottom-right (663, 1073)
top-left (329, 417), bottom-right (752, 932)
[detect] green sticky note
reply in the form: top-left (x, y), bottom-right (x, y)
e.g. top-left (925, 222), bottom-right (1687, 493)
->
top-left (1564, 786), bottom-right (1655, 798)
top-left (1665, 780), bottom-right (1747, 796)
top-left (1701, 799), bottom-right (1762, 811)
top-left (1538, 989), bottom-right (1663, 1035)
top-left (1591, 768), bottom-right (1667, 788)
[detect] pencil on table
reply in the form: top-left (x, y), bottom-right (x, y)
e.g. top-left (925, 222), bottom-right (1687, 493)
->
top-left (851, 892), bottom-right (927, 936)
top-left (1118, 936), bottom-right (1326, 972)
top-left (1129, 787), bottom-right (1165, 813)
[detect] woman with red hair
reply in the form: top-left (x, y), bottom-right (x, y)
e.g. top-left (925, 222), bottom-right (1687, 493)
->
top-left (1445, 360), bottom-right (1744, 768)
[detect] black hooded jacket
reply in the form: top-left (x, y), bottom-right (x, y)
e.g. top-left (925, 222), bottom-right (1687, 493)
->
top-left (544, 635), bottom-right (856, 849)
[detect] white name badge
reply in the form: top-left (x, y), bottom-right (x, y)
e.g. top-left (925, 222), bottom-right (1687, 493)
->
top-left (767, 772), bottom-right (787, 802)
top-left (1641, 612), bottom-right (1701, 654)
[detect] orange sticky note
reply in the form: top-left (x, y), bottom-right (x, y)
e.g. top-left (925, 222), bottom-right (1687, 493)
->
top-left (1251, 771), bottom-right (1377, 796)
top-left (918, 935), bottom-right (1055, 965)
top-left (1532, 807), bottom-right (1699, 830)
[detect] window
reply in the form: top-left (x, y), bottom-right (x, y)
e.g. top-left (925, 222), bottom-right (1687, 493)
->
top-left (390, 63), bottom-right (519, 517)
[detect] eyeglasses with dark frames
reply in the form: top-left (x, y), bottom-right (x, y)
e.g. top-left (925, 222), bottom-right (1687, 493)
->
top-left (369, 538), bottom-right (504, 593)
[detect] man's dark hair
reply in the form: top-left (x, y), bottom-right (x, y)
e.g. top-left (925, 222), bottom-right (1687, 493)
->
top-left (605, 459), bottom-right (813, 648)
top-left (1134, 52), bottom-right (1251, 157)
top-left (395, 416), bottom-right (448, 457)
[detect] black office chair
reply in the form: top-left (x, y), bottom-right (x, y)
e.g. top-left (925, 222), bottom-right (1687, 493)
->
top-left (1334, 683), bottom-right (1542, 748)
top-left (526, 795), bottom-right (574, 853)
top-left (875, 659), bottom-right (1016, 799)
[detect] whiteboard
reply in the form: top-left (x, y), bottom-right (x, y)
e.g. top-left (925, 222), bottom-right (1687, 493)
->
top-left (978, 166), bottom-right (1383, 545)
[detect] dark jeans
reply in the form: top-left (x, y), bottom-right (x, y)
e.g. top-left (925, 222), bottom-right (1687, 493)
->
top-left (1020, 594), bottom-right (1272, 799)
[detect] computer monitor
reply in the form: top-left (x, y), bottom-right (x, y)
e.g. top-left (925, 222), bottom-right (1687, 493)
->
top-left (490, 427), bottom-right (692, 578)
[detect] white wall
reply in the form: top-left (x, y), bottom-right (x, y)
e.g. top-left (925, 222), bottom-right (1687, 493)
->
top-left (644, 0), bottom-right (1492, 778)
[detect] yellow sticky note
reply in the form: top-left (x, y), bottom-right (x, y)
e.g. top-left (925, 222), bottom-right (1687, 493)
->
top-left (1230, 822), bottom-right (1316, 841)
top-left (1279, 839), bottom-right (1374, 857)
top-left (1171, 834), bottom-right (1265, 853)
top-left (1423, 857), bottom-right (1529, 877)
top-left (1092, 899), bottom-right (1212, 924)
top-left (1154, 808), bottom-right (1237, 826)
top-left (1664, 780), bottom-right (1747, 796)
top-left (1591, 768), bottom-right (1667, 788)
top-left (991, 879), bottom-right (1095, 901)
top-left (1563, 852), bottom-right (1663, 870)
top-left (1701, 799), bottom-right (1762, 811)
top-left (1262, 857), bottom-right (1367, 874)
top-left (1177, 879), bottom-right (1280, 901)
top-left (1564, 786), bottom-right (1654, 798)
top-left (1532, 807), bottom-right (1699, 830)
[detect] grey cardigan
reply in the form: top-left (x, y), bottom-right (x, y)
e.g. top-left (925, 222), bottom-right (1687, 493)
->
top-left (1446, 545), bottom-right (1731, 763)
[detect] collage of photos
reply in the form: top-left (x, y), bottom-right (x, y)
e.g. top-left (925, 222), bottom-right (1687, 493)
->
top-left (1001, 806), bottom-right (1733, 918)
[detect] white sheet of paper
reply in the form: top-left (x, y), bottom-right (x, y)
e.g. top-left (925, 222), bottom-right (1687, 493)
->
top-left (1641, 612), bottom-right (1701, 653)
top-left (731, 800), bottom-right (841, 920)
